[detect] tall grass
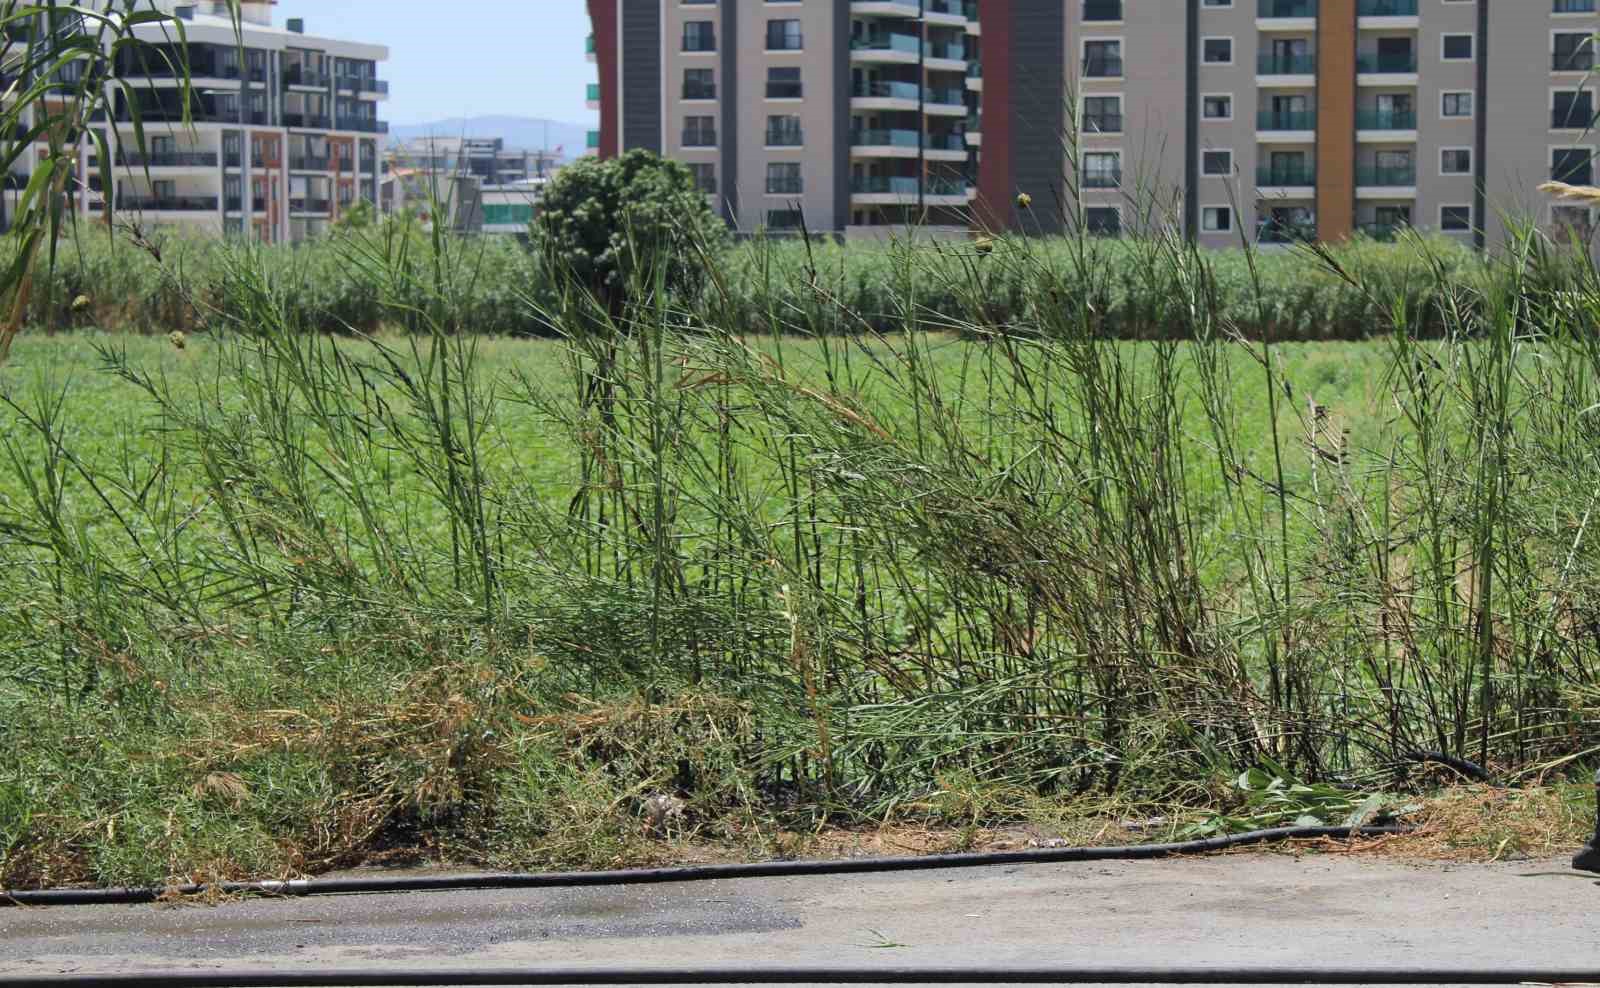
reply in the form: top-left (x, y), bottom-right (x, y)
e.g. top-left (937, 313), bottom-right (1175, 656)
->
top-left (3, 203), bottom-right (1600, 886)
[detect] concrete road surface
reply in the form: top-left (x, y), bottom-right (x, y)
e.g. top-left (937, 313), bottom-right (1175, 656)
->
top-left (2, 852), bottom-right (1597, 984)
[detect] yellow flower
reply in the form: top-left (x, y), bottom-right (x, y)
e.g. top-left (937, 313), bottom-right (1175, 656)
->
top-left (70, 294), bottom-right (90, 312)
top-left (168, 330), bottom-right (186, 350)
top-left (973, 236), bottom-right (995, 255)
top-left (1016, 192), bottom-right (1033, 210)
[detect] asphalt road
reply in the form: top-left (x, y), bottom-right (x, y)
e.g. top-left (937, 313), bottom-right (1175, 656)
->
top-left (3, 851), bottom-right (1597, 985)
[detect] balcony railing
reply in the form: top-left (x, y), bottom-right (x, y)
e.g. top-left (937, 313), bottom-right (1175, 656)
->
top-left (289, 197), bottom-right (332, 213)
top-left (224, 195), bottom-right (241, 211)
top-left (118, 195), bottom-right (218, 211)
top-left (282, 66), bottom-right (328, 87)
top-left (927, 87), bottom-right (964, 105)
top-left (1083, 113), bottom-right (1123, 134)
top-left (1257, 52), bottom-right (1315, 74)
top-left (928, 42), bottom-right (965, 60)
top-left (1357, 221), bottom-right (1407, 241)
top-left (1258, 221), bottom-right (1317, 244)
top-left (586, 130), bottom-right (601, 148)
top-left (283, 113), bottom-right (332, 129)
top-left (1554, 49), bottom-right (1596, 71)
top-left (1355, 164), bottom-right (1417, 186)
top-left (1257, 109), bottom-right (1316, 130)
top-left (852, 35), bottom-right (922, 56)
top-left (290, 155), bottom-right (331, 171)
top-left (682, 81), bottom-right (716, 99)
top-left (765, 127), bottom-right (804, 146)
top-left (588, 82), bottom-right (604, 101)
top-left (336, 118), bottom-right (389, 133)
top-left (1256, 163), bottom-right (1316, 185)
top-left (925, 132), bottom-right (966, 151)
top-left (1082, 55), bottom-right (1123, 78)
top-left (252, 196), bottom-right (267, 211)
top-left (852, 128), bottom-right (919, 147)
top-left (766, 80), bottom-right (803, 98)
top-left (1258, 0), bottom-right (1316, 15)
top-left (1358, 0), bottom-right (1417, 14)
top-left (766, 177), bottom-right (804, 195)
top-left (1355, 108), bottom-right (1416, 129)
top-left (682, 129), bottom-right (717, 147)
top-left (1082, 169), bottom-right (1122, 189)
top-left (926, 176), bottom-right (969, 196)
top-left (852, 176), bottom-right (919, 196)
top-left (1555, 0), bottom-right (1596, 11)
top-left (1356, 51), bottom-right (1417, 73)
top-left (854, 80), bottom-right (920, 101)
top-left (118, 151), bottom-right (219, 167)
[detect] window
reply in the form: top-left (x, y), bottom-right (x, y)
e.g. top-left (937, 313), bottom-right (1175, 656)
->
top-left (1202, 206), bottom-right (1232, 233)
top-left (682, 21), bottom-right (716, 52)
top-left (1202, 37), bottom-right (1233, 65)
top-left (766, 162), bottom-right (802, 195)
top-left (1083, 95), bottom-right (1122, 133)
top-left (688, 162), bottom-right (717, 194)
top-left (1082, 151), bottom-right (1121, 188)
top-left (1201, 0), bottom-right (1233, 5)
top-left (1083, 0), bottom-right (1122, 20)
top-left (1555, 32), bottom-right (1596, 72)
top-left (683, 68), bottom-right (716, 101)
top-left (1440, 148), bottom-right (1472, 175)
top-left (1552, 147), bottom-right (1594, 185)
top-left (1553, 89), bottom-right (1594, 129)
top-left (766, 114), bottom-right (803, 146)
top-left (1084, 206), bottom-right (1121, 236)
top-left (1201, 149), bottom-right (1232, 176)
top-left (1264, 149), bottom-right (1311, 184)
top-left (1202, 94), bottom-right (1232, 119)
top-left (1441, 91), bottom-right (1473, 118)
top-left (766, 19), bottom-right (802, 51)
top-left (766, 66), bottom-right (802, 99)
top-left (1441, 34), bottom-right (1473, 61)
top-left (1083, 40), bottom-right (1122, 77)
top-left (682, 115), bottom-right (717, 146)
top-left (1440, 205), bottom-right (1472, 232)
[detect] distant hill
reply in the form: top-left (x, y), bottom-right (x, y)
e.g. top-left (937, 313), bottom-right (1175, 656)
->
top-left (388, 117), bottom-right (590, 160)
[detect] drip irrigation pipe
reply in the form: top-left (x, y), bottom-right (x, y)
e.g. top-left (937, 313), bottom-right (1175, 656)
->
top-left (0, 824), bottom-right (1411, 908)
top-left (2, 965), bottom-right (1599, 987)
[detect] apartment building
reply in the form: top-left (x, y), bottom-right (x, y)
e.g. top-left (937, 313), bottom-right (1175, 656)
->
top-left (594, 0), bottom-right (1600, 248)
top-left (8, 1), bottom-right (388, 242)
top-left (382, 137), bottom-right (554, 235)
top-left (585, 0), bottom-right (982, 237)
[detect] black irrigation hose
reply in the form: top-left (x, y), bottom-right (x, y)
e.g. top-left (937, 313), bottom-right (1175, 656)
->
top-left (1405, 750), bottom-right (1493, 783)
top-left (3, 966), bottom-right (1599, 987)
top-left (0, 824), bottom-right (1411, 908)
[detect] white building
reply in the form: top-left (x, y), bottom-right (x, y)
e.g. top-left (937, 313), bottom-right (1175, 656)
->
top-left (10, 1), bottom-right (389, 242)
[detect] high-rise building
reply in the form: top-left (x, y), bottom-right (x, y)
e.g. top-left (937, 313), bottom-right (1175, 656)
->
top-left (7, 1), bottom-right (389, 242)
top-left (590, 0), bottom-right (1600, 249)
top-left (585, 0), bottom-right (982, 238)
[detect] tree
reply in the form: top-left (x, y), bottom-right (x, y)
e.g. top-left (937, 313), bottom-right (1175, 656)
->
top-left (534, 149), bottom-right (724, 310)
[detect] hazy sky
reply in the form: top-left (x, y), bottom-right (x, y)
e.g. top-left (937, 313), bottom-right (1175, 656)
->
top-left (274, 0), bottom-right (598, 126)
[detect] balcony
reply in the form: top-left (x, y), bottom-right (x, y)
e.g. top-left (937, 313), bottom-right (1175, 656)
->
top-left (1356, 51), bottom-right (1418, 77)
top-left (927, 41), bottom-right (966, 65)
top-left (1258, 220), bottom-right (1316, 244)
top-left (224, 151), bottom-right (241, 168)
top-left (252, 196), bottom-right (267, 212)
top-left (1555, 0), bottom-right (1596, 11)
top-left (1258, 0), bottom-right (1316, 15)
top-left (290, 155), bottom-right (331, 171)
top-left (338, 76), bottom-right (389, 96)
top-left (336, 118), bottom-right (389, 134)
top-left (851, 35), bottom-right (923, 63)
top-left (924, 132), bottom-right (968, 155)
top-left (966, 61), bottom-right (983, 90)
top-left (282, 66), bottom-right (328, 88)
top-left (852, 79), bottom-right (921, 107)
top-left (587, 130), bottom-right (601, 149)
top-left (1083, 113), bottom-right (1123, 135)
top-left (118, 151), bottom-right (219, 168)
top-left (851, 128), bottom-right (920, 156)
top-left (681, 81), bottom-right (715, 100)
top-left (1082, 169), bottom-right (1122, 189)
top-left (1082, 54), bottom-right (1123, 78)
top-left (850, 0), bottom-right (922, 16)
top-left (1356, 221), bottom-right (1406, 241)
top-left (1256, 109), bottom-right (1316, 134)
top-left (283, 113), bottom-right (332, 129)
top-left (1355, 164), bottom-right (1417, 189)
top-left (924, 0), bottom-right (968, 23)
top-left (118, 195), bottom-right (219, 212)
top-left (682, 128), bottom-right (718, 148)
top-left (1256, 163), bottom-right (1316, 188)
top-left (766, 177), bottom-right (804, 195)
top-left (1356, 108), bottom-right (1416, 131)
top-left (926, 87), bottom-right (966, 113)
top-left (289, 197), bottom-right (332, 213)
top-left (1257, 52), bottom-right (1315, 76)
top-left (852, 175), bottom-right (919, 199)
top-left (1358, 0), bottom-right (1417, 14)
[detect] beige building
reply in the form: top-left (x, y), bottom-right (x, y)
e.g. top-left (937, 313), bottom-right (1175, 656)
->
top-left (5, 1), bottom-right (388, 242)
top-left (587, 0), bottom-right (982, 238)
top-left (593, 0), bottom-right (1600, 250)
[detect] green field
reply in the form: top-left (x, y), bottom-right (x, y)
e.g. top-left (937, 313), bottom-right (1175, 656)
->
top-left (3, 226), bottom-right (1600, 889)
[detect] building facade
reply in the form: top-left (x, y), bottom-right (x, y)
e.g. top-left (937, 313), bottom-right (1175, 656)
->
top-left (585, 0), bottom-right (982, 238)
top-left (382, 136), bottom-right (553, 236)
top-left (591, 0), bottom-right (1600, 248)
top-left (9, 1), bottom-right (389, 242)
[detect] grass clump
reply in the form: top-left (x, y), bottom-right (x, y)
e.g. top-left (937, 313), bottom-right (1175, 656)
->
top-left (4, 202), bottom-right (1600, 887)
